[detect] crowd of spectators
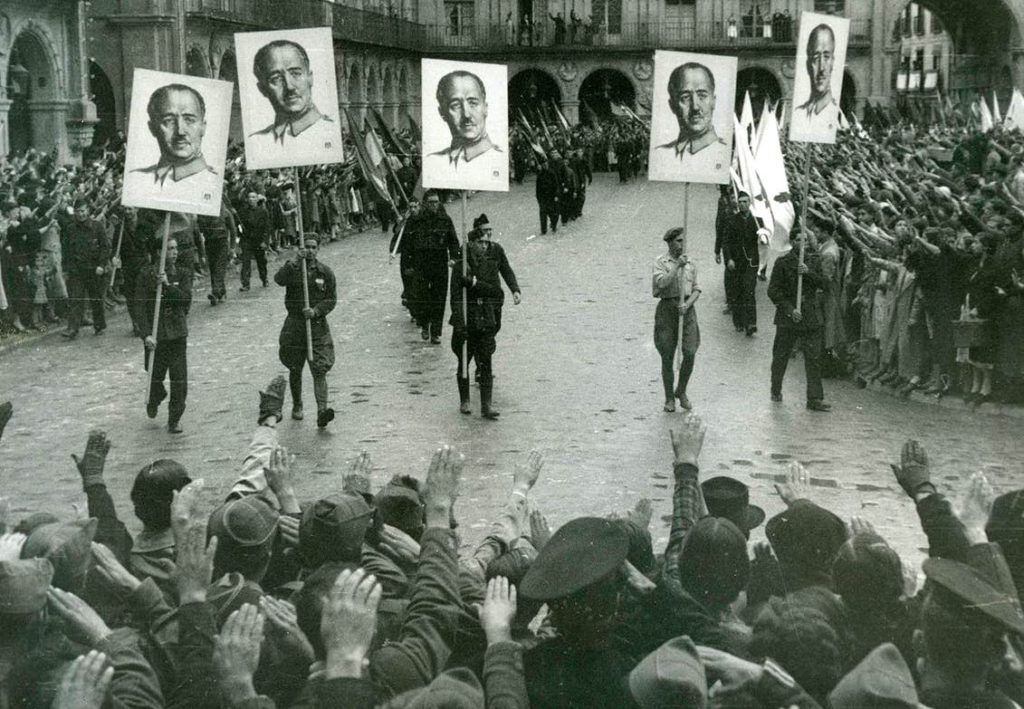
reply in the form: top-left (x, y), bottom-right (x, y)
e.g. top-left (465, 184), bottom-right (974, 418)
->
top-left (0, 137), bottom-right (407, 337)
top-left (2, 383), bottom-right (1023, 707)
top-left (778, 121), bottom-right (1024, 406)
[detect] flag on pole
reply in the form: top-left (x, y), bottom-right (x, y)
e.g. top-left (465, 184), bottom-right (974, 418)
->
top-left (372, 108), bottom-right (413, 157)
top-left (993, 90), bottom-right (1003, 124)
top-left (979, 97), bottom-right (995, 132)
top-left (739, 91), bottom-right (755, 147)
top-left (344, 108), bottom-right (396, 211)
top-left (751, 99), bottom-right (771, 155)
top-left (752, 109), bottom-right (796, 252)
top-left (733, 115), bottom-right (774, 237)
top-left (1005, 88), bottom-right (1024, 131)
top-left (838, 107), bottom-right (850, 130)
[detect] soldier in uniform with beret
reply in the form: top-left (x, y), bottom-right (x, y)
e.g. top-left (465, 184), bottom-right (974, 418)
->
top-left (450, 214), bottom-right (520, 420)
top-left (274, 234), bottom-right (337, 428)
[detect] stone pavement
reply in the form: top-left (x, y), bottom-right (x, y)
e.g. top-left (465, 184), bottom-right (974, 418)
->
top-left (3, 174), bottom-right (1022, 570)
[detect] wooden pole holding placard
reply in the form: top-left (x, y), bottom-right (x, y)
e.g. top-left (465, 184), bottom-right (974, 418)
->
top-left (460, 192), bottom-right (469, 379)
top-left (144, 213), bottom-right (172, 407)
top-left (794, 145), bottom-right (814, 314)
top-left (293, 168), bottom-right (315, 363)
top-left (677, 183), bottom-right (689, 364)
top-left (108, 216), bottom-right (125, 289)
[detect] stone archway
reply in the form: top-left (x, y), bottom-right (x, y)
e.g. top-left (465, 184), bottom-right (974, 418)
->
top-left (884, 0), bottom-right (1024, 99)
top-left (218, 50), bottom-right (242, 141)
top-left (88, 61), bottom-right (117, 148)
top-left (367, 64), bottom-right (382, 122)
top-left (736, 66), bottom-right (783, 118)
top-left (5, 27), bottom-right (61, 157)
top-left (509, 68), bottom-right (562, 124)
top-left (186, 46), bottom-right (210, 78)
top-left (578, 68), bottom-right (636, 122)
top-left (841, 70), bottom-right (857, 117)
top-left (382, 66), bottom-right (396, 127)
top-left (397, 65), bottom-right (410, 128)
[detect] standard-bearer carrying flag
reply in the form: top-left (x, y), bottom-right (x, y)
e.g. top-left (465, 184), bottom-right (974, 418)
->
top-left (753, 108), bottom-right (796, 252)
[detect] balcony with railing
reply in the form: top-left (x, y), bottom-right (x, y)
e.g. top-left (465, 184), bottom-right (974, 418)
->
top-left (88, 0), bottom-right (427, 51)
top-left (426, 18), bottom-right (872, 52)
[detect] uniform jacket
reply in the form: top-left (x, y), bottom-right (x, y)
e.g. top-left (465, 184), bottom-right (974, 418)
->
top-left (273, 258), bottom-right (337, 322)
top-left (535, 164), bottom-right (562, 204)
top-left (136, 261), bottom-right (191, 341)
top-left (405, 211), bottom-right (460, 268)
top-left (449, 243), bottom-right (508, 334)
top-left (723, 210), bottom-right (760, 269)
top-left (768, 248), bottom-right (825, 330)
top-left (63, 217), bottom-right (110, 274)
top-left (237, 204), bottom-right (271, 247)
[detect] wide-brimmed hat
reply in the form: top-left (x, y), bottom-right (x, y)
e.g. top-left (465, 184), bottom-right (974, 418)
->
top-left (829, 643), bottom-right (923, 709)
top-left (923, 542), bottom-right (1024, 636)
top-left (519, 517), bottom-right (629, 601)
top-left (701, 477), bottom-right (765, 536)
top-left (629, 635), bottom-right (707, 709)
top-left (765, 499), bottom-right (847, 584)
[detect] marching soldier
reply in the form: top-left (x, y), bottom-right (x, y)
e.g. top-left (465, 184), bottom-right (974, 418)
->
top-left (450, 214), bottom-right (520, 420)
top-left (275, 235), bottom-right (337, 428)
top-left (404, 190), bottom-right (460, 343)
top-left (137, 236), bottom-right (191, 433)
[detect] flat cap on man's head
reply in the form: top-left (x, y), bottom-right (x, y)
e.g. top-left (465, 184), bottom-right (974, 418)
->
top-left (299, 493), bottom-right (375, 566)
top-left (21, 518), bottom-right (98, 591)
top-left (629, 635), bottom-right (707, 709)
top-left (519, 517), bottom-right (629, 601)
top-left (208, 496), bottom-right (279, 548)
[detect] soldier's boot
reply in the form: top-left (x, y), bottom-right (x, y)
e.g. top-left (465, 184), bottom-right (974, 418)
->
top-left (457, 376), bottom-right (471, 415)
top-left (480, 380), bottom-right (500, 420)
top-left (289, 369), bottom-right (304, 420)
top-left (313, 373), bottom-right (334, 428)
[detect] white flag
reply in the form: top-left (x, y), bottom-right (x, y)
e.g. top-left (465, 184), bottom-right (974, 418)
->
top-left (733, 116), bottom-right (774, 237)
top-left (979, 97), bottom-right (995, 132)
top-left (752, 99), bottom-right (771, 155)
top-left (993, 90), bottom-right (1003, 124)
top-left (753, 109), bottom-right (796, 252)
top-left (1005, 89), bottom-right (1024, 131)
top-left (739, 90), bottom-right (755, 148)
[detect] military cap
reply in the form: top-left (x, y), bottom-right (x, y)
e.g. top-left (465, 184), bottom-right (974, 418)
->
top-left (21, 518), bottom-right (98, 591)
top-left (924, 542), bottom-right (1024, 636)
top-left (208, 496), bottom-right (279, 548)
top-left (519, 517), bottom-right (629, 601)
top-left (299, 493), bottom-right (375, 566)
top-left (628, 635), bottom-right (707, 709)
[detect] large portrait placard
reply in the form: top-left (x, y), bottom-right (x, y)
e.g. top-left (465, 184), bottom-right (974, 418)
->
top-left (788, 12), bottom-right (851, 145)
top-left (648, 50), bottom-right (737, 185)
top-left (121, 69), bottom-right (232, 217)
top-left (421, 58), bottom-right (509, 192)
top-left (234, 27), bottom-right (345, 170)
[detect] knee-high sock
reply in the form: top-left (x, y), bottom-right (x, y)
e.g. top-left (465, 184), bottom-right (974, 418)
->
top-left (313, 373), bottom-right (329, 412)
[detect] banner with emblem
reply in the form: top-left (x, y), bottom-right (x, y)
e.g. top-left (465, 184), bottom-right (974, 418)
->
top-left (234, 27), bottom-right (345, 170)
top-left (421, 58), bottom-right (509, 192)
top-left (121, 68), bottom-right (232, 217)
top-left (647, 50), bottom-right (737, 185)
top-left (788, 12), bottom-right (851, 145)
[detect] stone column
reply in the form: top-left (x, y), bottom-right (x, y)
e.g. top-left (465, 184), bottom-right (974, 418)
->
top-left (28, 100), bottom-right (71, 163)
top-left (349, 101), bottom-right (369, 127)
top-left (561, 99), bottom-right (580, 124)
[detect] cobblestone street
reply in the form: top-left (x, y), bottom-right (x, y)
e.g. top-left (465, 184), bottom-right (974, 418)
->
top-left (3, 174), bottom-right (1023, 566)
